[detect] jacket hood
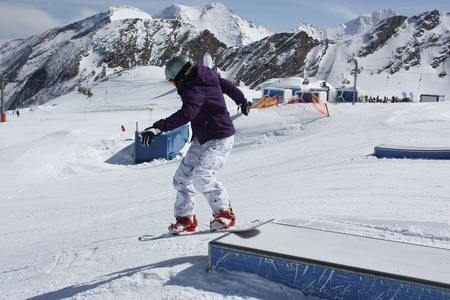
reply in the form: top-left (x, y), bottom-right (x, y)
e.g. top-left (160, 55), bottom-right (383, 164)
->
top-left (190, 63), bottom-right (220, 86)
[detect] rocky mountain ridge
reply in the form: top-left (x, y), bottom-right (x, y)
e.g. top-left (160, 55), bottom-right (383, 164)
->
top-left (0, 3), bottom-right (449, 109)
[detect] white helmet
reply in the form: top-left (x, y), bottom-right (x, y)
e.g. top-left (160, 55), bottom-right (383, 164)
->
top-left (165, 55), bottom-right (195, 86)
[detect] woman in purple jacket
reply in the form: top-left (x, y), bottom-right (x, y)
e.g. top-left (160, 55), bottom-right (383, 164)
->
top-left (140, 55), bottom-right (252, 234)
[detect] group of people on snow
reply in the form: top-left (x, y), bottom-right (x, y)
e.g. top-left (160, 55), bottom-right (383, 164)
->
top-left (364, 95), bottom-right (413, 103)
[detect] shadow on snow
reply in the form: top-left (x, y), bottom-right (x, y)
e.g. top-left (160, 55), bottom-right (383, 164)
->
top-left (29, 255), bottom-right (304, 299)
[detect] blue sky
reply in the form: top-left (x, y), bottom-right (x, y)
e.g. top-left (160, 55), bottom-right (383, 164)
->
top-left (1, 0), bottom-right (449, 40)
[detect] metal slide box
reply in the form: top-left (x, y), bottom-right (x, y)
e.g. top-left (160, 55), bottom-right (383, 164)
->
top-left (134, 125), bottom-right (189, 163)
top-left (374, 144), bottom-right (450, 159)
top-left (209, 222), bottom-right (450, 299)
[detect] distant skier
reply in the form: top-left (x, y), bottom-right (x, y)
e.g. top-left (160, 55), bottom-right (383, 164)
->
top-left (140, 55), bottom-right (252, 234)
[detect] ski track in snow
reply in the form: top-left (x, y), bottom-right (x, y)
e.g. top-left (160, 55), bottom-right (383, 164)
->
top-left (1, 67), bottom-right (450, 299)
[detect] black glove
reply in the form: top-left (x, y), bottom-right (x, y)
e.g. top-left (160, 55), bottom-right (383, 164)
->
top-left (241, 98), bottom-right (252, 116)
top-left (139, 127), bottom-right (161, 146)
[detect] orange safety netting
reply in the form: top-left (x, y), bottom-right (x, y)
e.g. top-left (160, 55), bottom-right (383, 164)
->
top-left (252, 95), bottom-right (279, 109)
top-left (311, 93), bottom-right (330, 116)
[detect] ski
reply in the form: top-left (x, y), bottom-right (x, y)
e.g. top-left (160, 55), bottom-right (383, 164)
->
top-left (138, 218), bottom-right (274, 242)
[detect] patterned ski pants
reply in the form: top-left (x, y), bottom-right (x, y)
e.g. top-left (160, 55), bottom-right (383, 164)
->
top-left (172, 135), bottom-right (234, 217)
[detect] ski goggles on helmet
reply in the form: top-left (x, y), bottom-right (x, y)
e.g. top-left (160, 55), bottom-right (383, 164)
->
top-left (167, 61), bottom-right (195, 86)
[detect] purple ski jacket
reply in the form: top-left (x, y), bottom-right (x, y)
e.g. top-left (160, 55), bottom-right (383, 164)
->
top-left (153, 63), bottom-right (245, 145)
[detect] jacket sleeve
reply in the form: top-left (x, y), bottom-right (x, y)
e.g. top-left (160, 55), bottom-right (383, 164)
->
top-left (152, 87), bottom-right (205, 132)
top-left (219, 78), bottom-right (245, 105)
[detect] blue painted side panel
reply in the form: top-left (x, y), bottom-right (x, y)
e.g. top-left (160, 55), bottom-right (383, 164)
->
top-left (210, 246), bottom-right (450, 300)
top-left (374, 146), bottom-right (450, 159)
top-left (337, 90), bottom-right (357, 102)
top-left (134, 125), bottom-right (189, 163)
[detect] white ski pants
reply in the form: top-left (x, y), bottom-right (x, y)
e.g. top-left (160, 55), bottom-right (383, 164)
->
top-left (173, 135), bottom-right (234, 217)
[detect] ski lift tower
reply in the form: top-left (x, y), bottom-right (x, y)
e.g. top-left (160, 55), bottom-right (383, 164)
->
top-left (352, 58), bottom-right (358, 105)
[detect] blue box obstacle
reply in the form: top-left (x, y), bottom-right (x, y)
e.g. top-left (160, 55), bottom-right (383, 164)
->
top-left (374, 144), bottom-right (450, 159)
top-left (134, 125), bottom-right (189, 163)
top-left (209, 222), bottom-right (450, 300)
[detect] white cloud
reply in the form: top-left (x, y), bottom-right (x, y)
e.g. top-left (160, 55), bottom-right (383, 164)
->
top-left (0, 3), bottom-right (63, 40)
top-left (325, 4), bottom-right (359, 21)
top-left (70, 8), bottom-right (98, 23)
top-left (285, 0), bottom-right (360, 27)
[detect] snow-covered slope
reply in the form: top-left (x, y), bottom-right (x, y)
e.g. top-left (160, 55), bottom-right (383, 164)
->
top-left (1, 66), bottom-right (449, 299)
top-left (154, 2), bottom-right (274, 47)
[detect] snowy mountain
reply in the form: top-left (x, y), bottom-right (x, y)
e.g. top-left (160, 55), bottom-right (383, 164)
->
top-left (293, 8), bottom-right (398, 41)
top-left (154, 2), bottom-right (274, 47)
top-left (108, 5), bottom-right (153, 21)
top-left (217, 9), bottom-right (450, 99)
top-left (0, 3), bottom-right (273, 109)
top-left (0, 3), bottom-right (449, 110)
top-left (0, 5), bottom-right (228, 109)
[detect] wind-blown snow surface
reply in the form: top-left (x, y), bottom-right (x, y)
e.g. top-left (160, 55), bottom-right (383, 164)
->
top-left (1, 66), bottom-right (450, 299)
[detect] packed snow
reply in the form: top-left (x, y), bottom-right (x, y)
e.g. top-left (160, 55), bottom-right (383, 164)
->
top-left (1, 66), bottom-right (450, 299)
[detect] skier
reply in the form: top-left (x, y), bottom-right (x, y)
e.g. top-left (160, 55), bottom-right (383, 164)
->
top-left (140, 55), bottom-right (252, 234)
